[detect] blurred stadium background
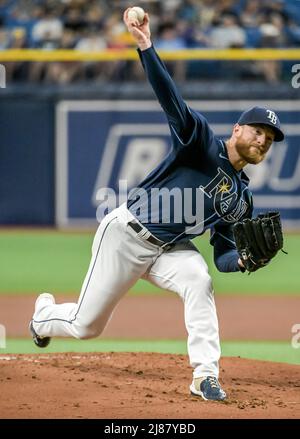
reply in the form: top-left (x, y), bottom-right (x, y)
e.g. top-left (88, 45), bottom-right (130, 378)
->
top-left (0, 0), bottom-right (299, 363)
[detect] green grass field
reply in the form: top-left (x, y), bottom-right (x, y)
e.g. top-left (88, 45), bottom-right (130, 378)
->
top-left (1, 339), bottom-right (299, 365)
top-left (0, 231), bottom-right (299, 295)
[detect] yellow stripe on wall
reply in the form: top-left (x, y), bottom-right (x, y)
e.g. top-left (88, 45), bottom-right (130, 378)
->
top-left (0, 48), bottom-right (300, 62)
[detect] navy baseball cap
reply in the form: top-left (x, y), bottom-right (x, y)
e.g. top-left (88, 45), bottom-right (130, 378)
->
top-left (237, 106), bottom-right (284, 142)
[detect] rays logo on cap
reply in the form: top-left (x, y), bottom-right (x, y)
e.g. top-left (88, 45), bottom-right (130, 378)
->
top-left (266, 110), bottom-right (277, 125)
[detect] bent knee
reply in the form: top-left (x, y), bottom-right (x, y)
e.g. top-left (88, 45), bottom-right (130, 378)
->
top-left (186, 271), bottom-right (213, 296)
top-left (73, 323), bottom-right (103, 340)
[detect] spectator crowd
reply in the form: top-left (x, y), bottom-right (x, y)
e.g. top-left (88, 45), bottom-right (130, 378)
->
top-left (0, 0), bottom-right (300, 84)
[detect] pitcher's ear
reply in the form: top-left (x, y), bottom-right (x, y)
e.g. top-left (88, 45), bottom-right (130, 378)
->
top-left (232, 123), bottom-right (242, 136)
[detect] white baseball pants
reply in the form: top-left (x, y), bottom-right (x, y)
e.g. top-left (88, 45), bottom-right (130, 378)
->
top-left (33, 203), bottom-right (220, 378)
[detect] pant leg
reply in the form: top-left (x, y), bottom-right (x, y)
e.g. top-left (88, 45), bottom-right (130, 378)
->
top-left (33, 206), bottom-right (160, 339)
top-left (144, 241), bottom-right (220, 378)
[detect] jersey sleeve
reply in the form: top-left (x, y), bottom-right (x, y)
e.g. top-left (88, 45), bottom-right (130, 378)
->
top-left (210, 223), bottom-right (241, 273)
top-left (138, 46), bottom-right (213, 148)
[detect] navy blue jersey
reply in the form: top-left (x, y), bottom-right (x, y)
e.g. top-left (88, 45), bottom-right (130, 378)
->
top-left (127, 46), bottom-right (253, 272)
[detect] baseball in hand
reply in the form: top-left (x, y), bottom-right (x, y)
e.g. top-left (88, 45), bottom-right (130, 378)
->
top-left (128, 6), bottom-right (145, 25)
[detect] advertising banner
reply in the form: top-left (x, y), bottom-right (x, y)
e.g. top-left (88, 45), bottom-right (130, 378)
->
top-left (56, 100), bottom-right (300, 229)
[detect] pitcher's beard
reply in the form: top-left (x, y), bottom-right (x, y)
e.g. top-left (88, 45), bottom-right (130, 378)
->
top-left (236, 143), bottom-right (265, 165)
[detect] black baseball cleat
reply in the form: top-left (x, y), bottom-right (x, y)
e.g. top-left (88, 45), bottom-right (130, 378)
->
top-left (190, 376), bottom-right (227, 401)
top-left (29, 320), bottom-right (51, 348)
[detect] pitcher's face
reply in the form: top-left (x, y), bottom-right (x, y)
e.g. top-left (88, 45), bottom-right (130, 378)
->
top-left (234, 124), bottom-right (275, 164)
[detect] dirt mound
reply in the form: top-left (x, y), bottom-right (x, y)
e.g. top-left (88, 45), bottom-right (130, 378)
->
top-left (0, 353), bottom-right (299, 419)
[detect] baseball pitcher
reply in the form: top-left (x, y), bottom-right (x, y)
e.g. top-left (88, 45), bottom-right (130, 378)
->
top-left (29, 8), bottom-right (285, 401)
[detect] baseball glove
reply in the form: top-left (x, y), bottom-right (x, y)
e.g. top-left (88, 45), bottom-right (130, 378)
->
top-left (233, 211), bottom-right (285, 273)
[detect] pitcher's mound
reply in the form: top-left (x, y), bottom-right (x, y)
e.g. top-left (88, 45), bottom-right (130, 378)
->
top-left (0, 352), bottom-right (299, 419)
